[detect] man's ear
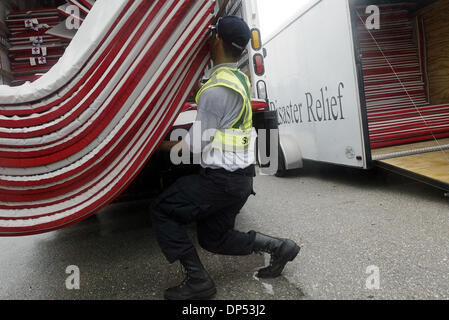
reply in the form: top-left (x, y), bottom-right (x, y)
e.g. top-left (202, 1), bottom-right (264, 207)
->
top-left (215, 36), bottom-right (224, 51)
top-left (214, 35), bottom-right (221, 50)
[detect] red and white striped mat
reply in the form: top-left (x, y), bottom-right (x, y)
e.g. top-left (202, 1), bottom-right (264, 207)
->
top-left (0, 0), bottom-right (215, 236)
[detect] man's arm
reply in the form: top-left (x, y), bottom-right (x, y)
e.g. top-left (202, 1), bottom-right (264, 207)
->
top-left (158, 87), bottom-right (225, 154)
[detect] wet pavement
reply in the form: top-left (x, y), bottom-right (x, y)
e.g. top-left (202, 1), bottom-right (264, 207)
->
top-left (0, 162), bottom-right (448, 300)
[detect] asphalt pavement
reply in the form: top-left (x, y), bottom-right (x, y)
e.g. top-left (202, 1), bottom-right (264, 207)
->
top-left (0, 162), bottom-right (448, 300)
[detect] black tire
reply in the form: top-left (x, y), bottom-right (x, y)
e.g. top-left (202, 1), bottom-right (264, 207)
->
top-left (275, 147), bottom-right (287, 177)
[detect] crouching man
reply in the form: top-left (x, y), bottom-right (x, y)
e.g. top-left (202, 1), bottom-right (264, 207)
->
top-left (150, 16), bottom-right (300, 300)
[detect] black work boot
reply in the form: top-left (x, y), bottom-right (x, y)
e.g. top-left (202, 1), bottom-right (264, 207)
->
top-left (164, 248), bottom-right (216, 300)
top-left (253, 232), bottom-right (300, 278)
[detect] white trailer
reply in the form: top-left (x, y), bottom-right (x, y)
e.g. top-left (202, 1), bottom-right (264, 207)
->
top-left (264, 0), bottom-right (449, 192)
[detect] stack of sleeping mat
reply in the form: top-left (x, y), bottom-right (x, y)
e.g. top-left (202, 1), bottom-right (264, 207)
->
top-left (357, 5), bottom-right (449, 149)
top-left (0, 0), bottom-right (215, 236)
top-left (6, 1), bottom-right (93, 86)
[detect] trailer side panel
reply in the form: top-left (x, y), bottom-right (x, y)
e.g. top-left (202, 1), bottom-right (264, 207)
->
top-left (264, 0), bottom-right (368, 168)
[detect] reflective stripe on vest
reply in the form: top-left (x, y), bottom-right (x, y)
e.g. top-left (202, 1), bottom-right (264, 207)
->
top-left (211, 129), bottom-right (251, 153)
top-left (195, 67), bottom-right (253, 153)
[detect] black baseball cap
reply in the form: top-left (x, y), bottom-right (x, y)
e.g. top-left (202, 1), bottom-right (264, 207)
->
top-left (210, 15), bottom-right (251, 51)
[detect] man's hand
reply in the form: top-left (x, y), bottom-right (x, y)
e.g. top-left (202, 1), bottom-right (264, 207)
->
top-left (159, 141), bottom-right (182, 153)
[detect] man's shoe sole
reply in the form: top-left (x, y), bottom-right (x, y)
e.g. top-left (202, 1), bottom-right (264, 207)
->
top-left (164, 286), bottom-right (217, 300)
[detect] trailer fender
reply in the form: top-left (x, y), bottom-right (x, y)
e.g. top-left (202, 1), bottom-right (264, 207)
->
top-left (279, 134), bottom-right (303, 171)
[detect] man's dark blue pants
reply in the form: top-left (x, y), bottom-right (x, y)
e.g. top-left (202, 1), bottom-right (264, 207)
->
top-left (150, 168), bottom-right (257, 263)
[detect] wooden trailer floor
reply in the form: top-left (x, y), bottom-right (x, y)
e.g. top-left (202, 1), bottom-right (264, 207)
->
top-left (379, 150), bottom-right (449, 182)
top-left (373, 139), bottom-right (449, 191)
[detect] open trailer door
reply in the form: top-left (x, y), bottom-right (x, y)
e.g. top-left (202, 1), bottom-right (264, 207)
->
top-left (353, 0), bottom-right (449, 190)
top-left (352, 0), bottom-right (449, 192)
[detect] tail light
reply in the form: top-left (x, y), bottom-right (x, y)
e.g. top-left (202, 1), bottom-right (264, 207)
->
top-left (251, 28), bottom-right (262, 51)
top-left (256, 80), bottom-right (268, 100)
top-left (253, 53), bottom-right (265, 76)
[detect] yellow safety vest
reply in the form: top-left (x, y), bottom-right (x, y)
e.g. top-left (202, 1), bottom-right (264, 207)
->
top-left (195, 66), bottom-right (253, 153)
